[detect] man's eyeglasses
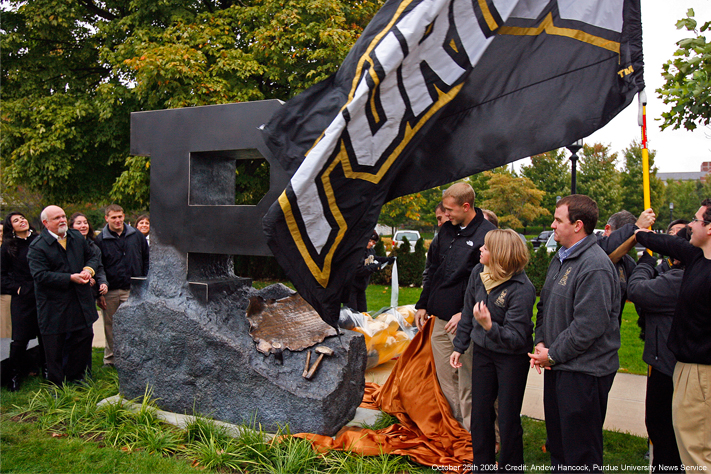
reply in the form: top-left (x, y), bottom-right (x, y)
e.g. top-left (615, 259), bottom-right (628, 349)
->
top-left (690, 217), bottom-right (711, 226)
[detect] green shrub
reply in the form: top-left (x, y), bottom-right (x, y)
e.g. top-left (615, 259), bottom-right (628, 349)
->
top-left (370, 239), bottom-right (391, 285)
top-left (526, 243), bottom-right (555, 295)
top-left (410, 237), bottom-right (426, 287)
top-left (234, 255), bottom-right (287, 281)
top-left (394, 237), bottom-right (426, 287)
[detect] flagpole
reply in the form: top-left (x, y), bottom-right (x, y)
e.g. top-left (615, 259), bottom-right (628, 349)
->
top-left (638, 90), bottom-right (651, 214)
top-left (639, 90), bottom-right (654, 257)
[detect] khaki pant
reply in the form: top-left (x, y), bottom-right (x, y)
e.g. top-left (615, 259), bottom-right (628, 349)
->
top-left (672, 361), bottom-right (711, 469)
top-left (431, 316), bottom-right (472, 431)
top-left (102, 289), bottom-right (130, 366)
top-left (0, 294), bottom-right (12, 339)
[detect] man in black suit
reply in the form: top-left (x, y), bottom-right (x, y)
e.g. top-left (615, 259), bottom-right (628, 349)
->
top-left (27, 205), bottom-right (100, 385)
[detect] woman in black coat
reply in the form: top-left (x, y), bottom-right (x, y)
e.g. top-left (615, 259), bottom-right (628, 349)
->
top-left (69, 213), bottom-right (108, 307)
top-left (450, 229), bottom-right (536, 471)
top-left (1, 212), bottom-right (45, 390)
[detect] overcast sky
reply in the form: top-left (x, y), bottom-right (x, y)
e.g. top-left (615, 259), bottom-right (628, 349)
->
top-left (517, 0), bottom-right (711, 173)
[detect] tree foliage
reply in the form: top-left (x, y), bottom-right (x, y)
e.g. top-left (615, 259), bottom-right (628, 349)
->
top-left (577, 143), bottom-right (622, 225)
top-left (468, 166), bottom-right (512, 198)
top-left (657, 9), bottom-right (711, 131)
top-left (479, 171), bottom-right (549, 230)
top-left (417, 185), bottom-right (446, 228)
top-left (521, 149), bottom-right (570, 224)
top-left (1, 0), bottom-right (382, 208)
top-left (379, 193), bottom-right (427, 234)
top-left (664, 179), bottom-right (706, 228)
top-left (619, 141), bottom-right (665, 219)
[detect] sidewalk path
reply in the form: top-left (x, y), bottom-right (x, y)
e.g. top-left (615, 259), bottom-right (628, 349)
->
top-left (521, 367), bottom-right (647, 437)
top-left (365, 362), bottom-right (648, 438)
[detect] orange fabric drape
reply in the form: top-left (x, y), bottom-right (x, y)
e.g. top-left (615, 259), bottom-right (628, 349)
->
top-left (295, 318), bottom-right (472, 469)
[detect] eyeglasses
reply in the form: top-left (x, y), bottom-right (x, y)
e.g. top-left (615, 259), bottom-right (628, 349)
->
top-left (690, 218), bottom-right (711, 226)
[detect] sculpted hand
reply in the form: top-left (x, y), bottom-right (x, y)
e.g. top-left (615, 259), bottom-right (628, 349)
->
top-left (444, 312), bottom-right (461, 334)
top-left (450, 351), bottom-right (462, 369)
top-left (473, 301), bottom-right (492, 331)
top-left (636, 208), bottom-right (656, 229)
top-left (415, 309), bottom-right (429, 331)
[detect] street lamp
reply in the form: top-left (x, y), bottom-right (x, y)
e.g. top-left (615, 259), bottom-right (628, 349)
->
top-left (566, 139), bottom-right (584, 194)
top-left (670, 202), bottom-right (674, 223)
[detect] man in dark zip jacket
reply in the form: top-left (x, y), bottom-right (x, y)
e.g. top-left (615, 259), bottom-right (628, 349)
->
top-left (635, 200), bottom-right (711, 469)
top-left (414, 182), bottom-right (495, 430)
top-left (95, 204), bottom-right (149, 366)
top-left (627, 228), bottom-right (688, 470)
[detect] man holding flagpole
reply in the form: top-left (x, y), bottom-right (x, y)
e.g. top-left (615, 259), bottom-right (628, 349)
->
top-left (635, 200), bottom-right (711, 469)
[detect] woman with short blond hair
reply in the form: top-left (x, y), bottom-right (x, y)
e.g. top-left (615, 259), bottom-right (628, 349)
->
top-left (450, 228), bottom-right (536, 470)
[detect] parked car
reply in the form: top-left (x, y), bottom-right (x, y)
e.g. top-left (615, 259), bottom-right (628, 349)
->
top-left (530, 230), bottom-right (553, 249)
top-left (544, 229), bottom-right (605, 253)
top-left (392, 230), bottom-right (421, 252)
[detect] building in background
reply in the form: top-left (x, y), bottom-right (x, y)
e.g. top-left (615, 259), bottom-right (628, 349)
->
top-left (658, 162), bottom-right (710, 183)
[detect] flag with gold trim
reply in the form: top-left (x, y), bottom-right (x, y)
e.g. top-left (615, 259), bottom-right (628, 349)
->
top-left (262, 0), bottom-right (644, 328)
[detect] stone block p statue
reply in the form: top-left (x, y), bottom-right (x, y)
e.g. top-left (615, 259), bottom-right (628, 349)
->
top-left (115, 101), bottom-right (366, 436)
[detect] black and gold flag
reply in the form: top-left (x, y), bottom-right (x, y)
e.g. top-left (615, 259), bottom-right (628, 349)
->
top-left (262, 0), bottom-right (644, 327)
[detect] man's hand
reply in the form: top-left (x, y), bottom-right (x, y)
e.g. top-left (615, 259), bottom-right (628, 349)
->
top-left (415, 309), bottom-right (429, 331)
top-left (98, 295), bottom-right (107, 310)
top-left (444, 312), bottom-right (461, 334)
top-left (634, 227), bottom-right (652, 235)
top-left (90, 277), bottom-right (96, 287)
top-left (636, 208), bottom-right (656, 230)
top-left (70, 271), bottom-right (91, 285)
top-left (450, 351), bottom-right (462, 369)
top-left (473, 302), bottom-right (492, 331)
top-left (99, 284), bottom-right (108, 295)
top-left (528, 342), bottom-right (551, 374)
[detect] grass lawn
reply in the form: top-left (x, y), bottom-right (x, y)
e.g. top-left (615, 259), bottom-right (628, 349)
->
top-left (0, 284), bottom-right (650, 473)
top-left (1, 349), bottom-right (648, 473)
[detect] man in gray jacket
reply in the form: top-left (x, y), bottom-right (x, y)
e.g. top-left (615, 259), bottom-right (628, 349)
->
top-left (529, 194), bottom-right (621, 471)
